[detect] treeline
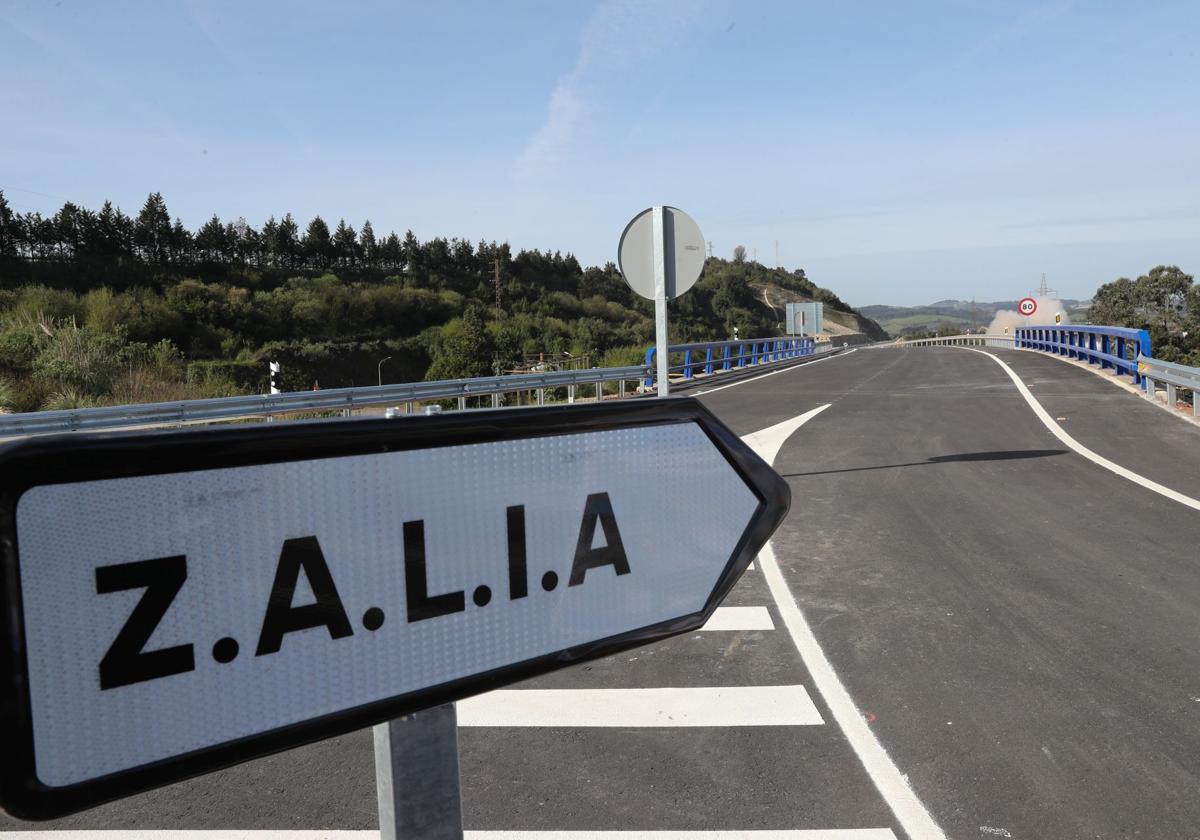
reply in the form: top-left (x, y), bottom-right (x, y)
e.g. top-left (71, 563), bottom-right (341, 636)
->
top-left (1088, 265), bottom-right (1199, 364)
top-left (0, 190), bottom-right (879, 413)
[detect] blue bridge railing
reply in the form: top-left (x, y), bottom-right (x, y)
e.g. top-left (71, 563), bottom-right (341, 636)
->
top-left (1015, 325), bottom-right (1152, 388)
top-left (644, 337), bottom-right (822, 388)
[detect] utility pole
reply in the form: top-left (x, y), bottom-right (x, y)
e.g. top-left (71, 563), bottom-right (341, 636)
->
top-left (493, 257), bottom-right (502, 314)
top-left (774, 240), bottom-right (779, 268)
top-left (1038, 273), bottom-right (1049, 297)
top-left (706, 241), bottom-right (712, 258)
top-left (753, 247), bottom-right (757, 263)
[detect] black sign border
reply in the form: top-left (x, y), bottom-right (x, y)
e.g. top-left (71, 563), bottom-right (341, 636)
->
top-left (0, 397), bottom-right (789, 820)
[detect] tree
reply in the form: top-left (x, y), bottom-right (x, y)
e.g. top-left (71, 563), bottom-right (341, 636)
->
top-left (134, 192), bottom-right (173, 264)
top-left (425, 303), bottom-right (495, 381)
top-left (277, 213), bottom-right (300, 268)
top-left (303, 216), bottom-right (332, 269)
top-left (1088, 277), bottom-right (1138, 326)
top-left (195, 215), bottom-right (228, 263)
top-left (332, 219), bottom-right (357, 267)
top-left (1136, 265), bottom-right (1192, 333)
top-left (359, 220), bottom-right (377, 267)
top-left (733, 245), bottom-right (746, 263)
top-left (0, 191), bottom-right (19, 258)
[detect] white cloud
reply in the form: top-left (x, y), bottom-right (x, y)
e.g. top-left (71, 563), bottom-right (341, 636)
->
top-left (512, 0), bottom-right (713, 186)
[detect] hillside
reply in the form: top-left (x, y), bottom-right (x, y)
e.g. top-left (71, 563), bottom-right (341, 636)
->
top-left (0, 189), bottom-right (885, 412)
top-left (861, 298), bottom-right (1091, 337)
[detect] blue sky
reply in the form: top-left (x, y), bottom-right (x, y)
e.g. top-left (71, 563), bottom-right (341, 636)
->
top-left (2, 0), bottom-right (1198, 306)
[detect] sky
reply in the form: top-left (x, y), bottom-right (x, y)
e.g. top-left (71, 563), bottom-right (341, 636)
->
top-left (2, 0), bottom-right (1199, 306)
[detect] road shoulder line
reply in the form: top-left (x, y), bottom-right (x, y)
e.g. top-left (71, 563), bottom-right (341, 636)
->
top-left (742, 406), bottom-right (947, 840)
top-left (966, 348), bottom-right (1200, 513)
top-left (693, 349), bottom-right (856, 395)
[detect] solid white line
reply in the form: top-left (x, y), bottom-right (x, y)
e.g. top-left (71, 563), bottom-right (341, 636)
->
top-left (455, 685), bottom-right (823, 727)
top-left (699, 606), bottom-right (775, 631)
top-left (741, 410), bottom-right (947, 840)
top-left (693, 349), bottom-right (856, 395)
top-left (964, 348), bottom-right (1200, 513)
top-left (0, 830), bottom-right (898, 839)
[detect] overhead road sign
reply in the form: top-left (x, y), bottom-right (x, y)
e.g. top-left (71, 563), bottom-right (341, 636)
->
top-left (618, 206), bottom-right (706, 398)
top-left (0, 399), bottom-right (788, 819)
top-left (1019, 297), bottom-right (1038, 316)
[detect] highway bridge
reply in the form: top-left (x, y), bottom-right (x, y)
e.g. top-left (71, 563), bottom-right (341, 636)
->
top-left (3, 340), bottom-right (1200, 839)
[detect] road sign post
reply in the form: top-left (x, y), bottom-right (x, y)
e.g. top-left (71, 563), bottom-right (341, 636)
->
top-left (374, 703), bottom-right (463, 840)
top-left (0, 398), bottom-right (788, 820)
top-left (618, 206), bottom-right (706, 397)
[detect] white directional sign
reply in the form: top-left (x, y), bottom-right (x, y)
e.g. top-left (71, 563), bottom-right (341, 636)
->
top-left (0, 399), bottom-right (787, 818)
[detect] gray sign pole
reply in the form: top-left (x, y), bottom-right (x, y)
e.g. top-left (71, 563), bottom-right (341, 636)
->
top-left (652, 206), bottom-right (670, 397)
top-left (374, 703), bottom-right (464, 840)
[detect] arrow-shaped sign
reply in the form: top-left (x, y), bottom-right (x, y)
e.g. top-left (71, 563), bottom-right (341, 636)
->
top-left (0, 398), bottom-right (788, 819)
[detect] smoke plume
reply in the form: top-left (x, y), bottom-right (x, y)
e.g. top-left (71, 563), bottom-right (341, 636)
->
top-left (988, 295), bottom-right (1070, 335)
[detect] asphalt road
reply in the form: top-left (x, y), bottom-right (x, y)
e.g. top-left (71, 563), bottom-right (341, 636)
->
top-left (4, 345), bottom-right (1200, 839)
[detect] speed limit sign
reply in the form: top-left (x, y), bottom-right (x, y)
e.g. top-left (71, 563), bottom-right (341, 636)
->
top-left (1018, 297), bottom-right (1037, 316)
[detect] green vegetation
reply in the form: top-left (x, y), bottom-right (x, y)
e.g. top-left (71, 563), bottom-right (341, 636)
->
top-left (1088, 265), bottom-right (1200, 364)
top-left (0, 190), bottom-right (883, 411)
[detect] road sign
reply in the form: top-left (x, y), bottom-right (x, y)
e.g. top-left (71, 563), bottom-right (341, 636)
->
top-left (1055, 312), bottom-right (1063, 324)
top-left (1018, 297), bottom-right (1037, 316)
top-left (618, 207), bottom-right (706, 398)
top-left (617, 206), bottom-right (705, 301)
top-left (0, 399), bottom-right (788, 819)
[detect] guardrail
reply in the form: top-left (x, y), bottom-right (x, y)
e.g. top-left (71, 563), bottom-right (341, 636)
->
top-left (0, 364), bottom-right (649, 439)
top-left (644, 337), bottom-right (828, 388)
top-left (1140, 357), bottom-right (1200, 416)
top-left (1015, 325), bottom-right (1151, 387)
top-left (895, 335), bottom-right (1015, 348)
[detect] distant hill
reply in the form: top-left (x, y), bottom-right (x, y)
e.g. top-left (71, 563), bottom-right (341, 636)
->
top-left (860, 299), bottom-right (1092, 337)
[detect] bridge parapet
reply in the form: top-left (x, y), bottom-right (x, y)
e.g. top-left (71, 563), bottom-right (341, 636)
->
top-left (643, 337), bottom-right (830, 389)
top-left (1015, 325), bottom-right (1150, 387)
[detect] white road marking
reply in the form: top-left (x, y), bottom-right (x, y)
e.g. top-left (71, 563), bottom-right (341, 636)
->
top-left (456, 685), bottom-right (823, 727)
top-left (699, 606), bottom-right (774, 631)
top-left (0, 830), bottom-right (899, 839)
top-left (741, 407), bottom-right (948, 840)
top-left (965, 348), bottom-right (1200, 513)
top-left (693, 349), bottom-right (856, 395)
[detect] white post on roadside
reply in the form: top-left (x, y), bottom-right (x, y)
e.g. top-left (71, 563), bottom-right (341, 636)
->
top-left (374, 703), bottom-right (464, 840)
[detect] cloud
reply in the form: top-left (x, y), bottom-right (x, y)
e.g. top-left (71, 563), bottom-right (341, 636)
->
top-left (512, 0), bottom-right (712, 186)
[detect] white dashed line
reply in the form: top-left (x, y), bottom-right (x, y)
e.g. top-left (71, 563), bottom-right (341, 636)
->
top-left (455, 685), bottom-right (823, 727)
top-left (699, 606), bottom-right (774, 631)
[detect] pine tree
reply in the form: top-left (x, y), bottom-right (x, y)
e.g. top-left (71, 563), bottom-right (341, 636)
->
top-left (134, 192), bottom-right (172, 264)
top-left (333, 218), bottom-right (358, 267)
top-left (0, 190), bottom-right (18, 258)
top-left (359, 220), bottom-right (377, 268)
top-left (303, 216), bottom-right (332, 269)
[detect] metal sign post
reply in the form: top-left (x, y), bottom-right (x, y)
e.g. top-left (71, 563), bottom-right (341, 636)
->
top-left (0, 399), bottom-right (787, 820)
top-left (617, 206), bottom-right (706, 397)
top-left (374, 704), bottom-right (463, 840)
top-left (651, 207), bottom-right (671, 397)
